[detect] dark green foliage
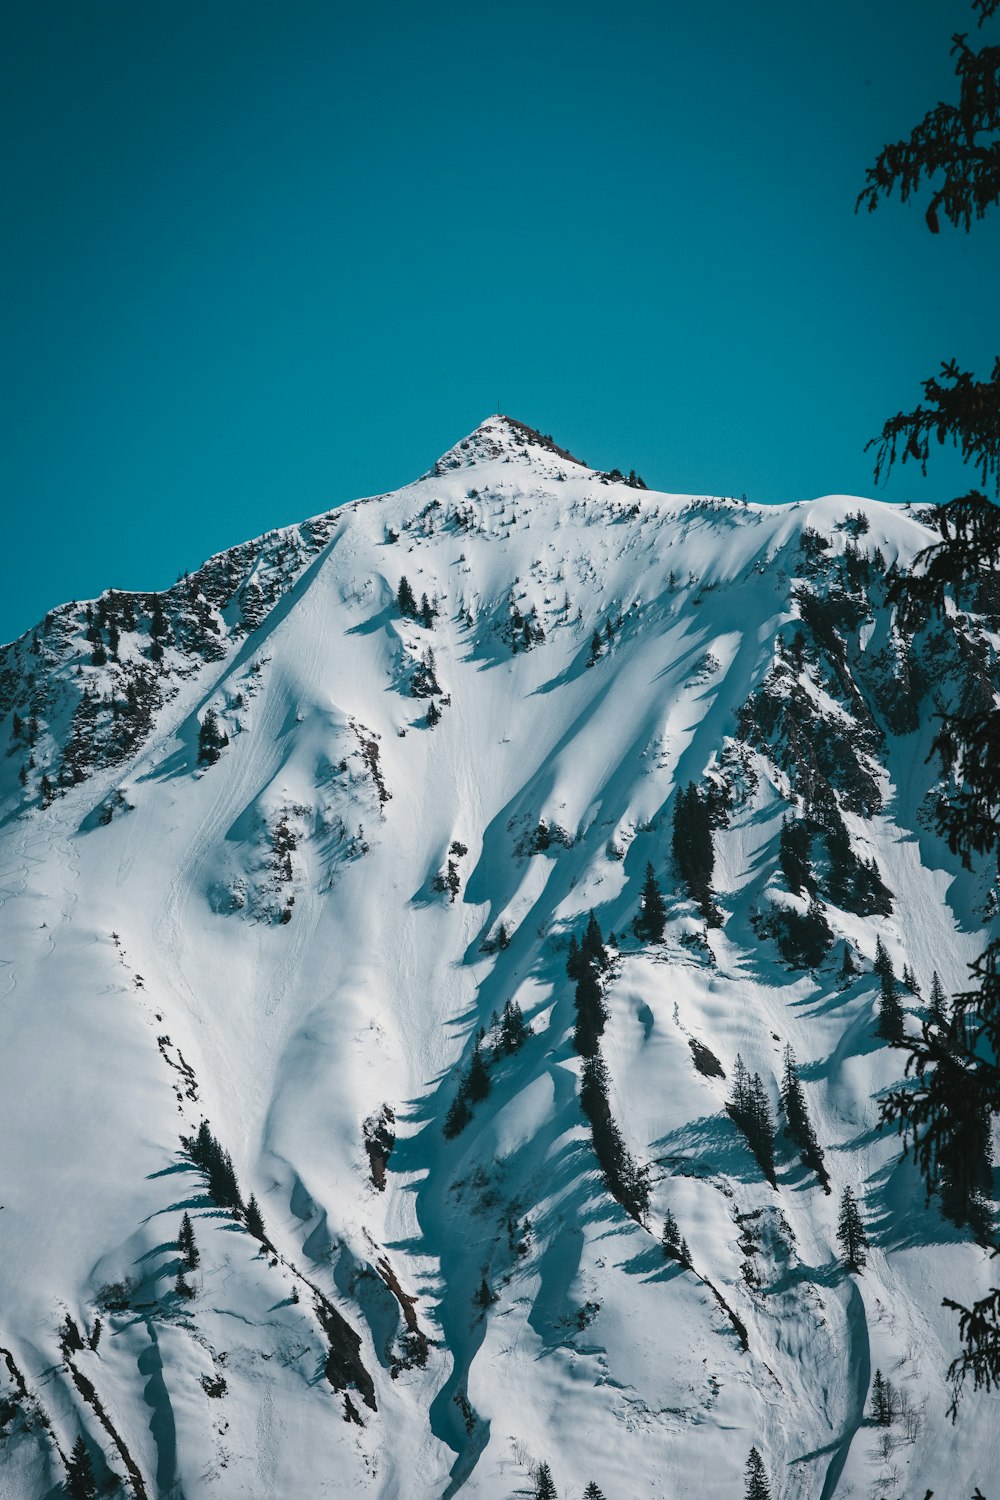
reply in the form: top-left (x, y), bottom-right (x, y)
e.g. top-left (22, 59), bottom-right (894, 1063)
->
top-left (573, 961), bottom-right (607, 1058)
top-left (588, 629), bottom-right (603, 665)
top-left (534, 1461), bottom-right (557, 1499)
top-left (838, 941), bottom-right (859, 985)
top-left (582, 1485), bottom-right (607, 1500)
top-left (779, 817), bottom-right (817, 896)
top-left (184, 1121), bottom-right (244, 1213)
top-left (823, 809), bottom-right (893, 916)
top-left (837, 1186), bottom-right (869, 1272)
top-left (633, 862), bottom-right (667, 943)
top-left (411, 646), bottom-right (440, 698)
top-left (861, 5), bottom-right (1000, 1408)
top-left (771, 898), bottom-right (834, 970)
top-left (178, 1211), bottom-right (199, 1270)
top-left (442, 1091), bottom-right (472, 1138)
top-left (871, 1367), bottom-right (894, 1426)
top-left (466, 1042), bottom-right (491, 1103)
top-left (744, 1446), bottom-right (772, 1500)
top-left (175, 1266), bottom-right (194, 1299)
top-left (661, 1210), bottom-right (688, 1265)
top-left (781, 1046), bottom-right (830, 1191)
top-left (419, 593), bottom-right (434, 628)
top-left (197, 708), bottom-right (228, 766)
top-left (929, 970), bottom-right (950, 1028)
top-left (474, 1277), bottom-right (495, 1309)
top-left (874, 936), bottom-right (905, 1042)
top-left (728, 1056), bottom-right (777, 1187)
top-left (244, 1194), bottom-right (267, 1243)
top-left (671, 784), bottom-right (718, 921)
top-left (426, 700), bottom-right (441, 727)
top-left (500, 998), bottom-right (528, 1053)
top-left (583, 910), bottom-right (608, 968)
top-left (580, 1052), bottom-right (650, 1221)
top-left (65, 1436), bottom-right (96, 1500)
top-left (397, 576), bottom-right (417, 617)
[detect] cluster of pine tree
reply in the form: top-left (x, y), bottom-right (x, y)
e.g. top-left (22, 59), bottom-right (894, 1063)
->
top-left (870, 1367), bottom-right (896, 1426)
top-left (508, 600), bottom-right (545, 653)
top-left (410, 645), bottom-right (440, 698)
top-left (197, 707), bottom-right (229, 766)
top-left (531, 1461), bottom-right (607, 1497)
top-left (397, 576), bottom-right (436, 627)
top-left (182, 1121), bottom-right (268, 1248)
top-left (780, 1046), bottom-right (830, 1191)
top-left (581, 1052), bottom-right (650, 1221)
top-left (779, 817), bottom-right (817, 896)
top-left (823, 808), bottom-right (893, 916)
top-left (769, 899), bottom-right (834, 970)
top-left (443, 1001), bottom-right (529, 1138)
top-left (671, 783), bottom-right (719, 923)
top-left (727, 1057), bottom-right (777, 1187)
top-left (660, 1209), bottom-right (691, 1268)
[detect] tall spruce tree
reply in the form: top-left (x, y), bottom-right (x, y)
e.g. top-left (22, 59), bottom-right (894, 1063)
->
top-left (397, 576), bottom-right (417, 617)
top-left (178, 1211), bottom-right (199, 1270)
top-left (871, 1367), bottom-right (894, 1426)
top-left (633, 863), bottom-right (666, 943)
top-left (781, 1045), bottom-right (830, 1191)
top-left (837, 1185), bottom-right (869, 1273)
top-left (928, 970), bottom-right (950, 1028)
top-left (672, 783), bottom-right (716, 917)
top-left (66, 1436), bottom-right (97, 1500)
top-left (874, 936), bottom-right (905, 1042)
top-left (744, 1446), bottom-right (772, 1500)
top-left (534, 1461), bottom-right (557, 1499)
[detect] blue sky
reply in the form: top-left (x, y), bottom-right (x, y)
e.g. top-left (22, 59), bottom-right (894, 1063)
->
top-left (2, 0), bottom-right (997, 642)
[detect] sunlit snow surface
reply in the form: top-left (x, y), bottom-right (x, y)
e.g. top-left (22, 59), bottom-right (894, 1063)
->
top-left (1, 416), bottom-right (998, 1498)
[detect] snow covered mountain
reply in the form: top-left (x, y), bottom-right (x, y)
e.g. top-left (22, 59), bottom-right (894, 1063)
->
top-left (1, 414), bottom-right (998, 1500)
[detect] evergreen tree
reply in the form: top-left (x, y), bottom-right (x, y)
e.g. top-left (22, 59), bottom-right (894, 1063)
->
top-left (426, 700), bottom-right (441, 727)
top-left (397, 576), bottom-right (417, 617)
top-left (671, 783), bottom-right (716, 919)
top-left (744, 1446), bottom-right (772, 1500)
top-left (859, 10), bottom-right (1000, 1403)
top-left (876, 946), bottom-right (905, 1042)
top-left (534, 1461), bottom-right (557, 1499)
top-left (244, 1193), bottom-right (266, 1242)
top-left (466, 1041), bottom-right (491, 1103)
top-left (175, 1266), bottom-right (194, 1298)
top-left (65, 1436), bottom-right (96, 1500)
top-left (837, 1185), bottom-right (869, 1272)
top-left (633, 862), bottom-right (666, 943)
top-left (419, 592), bottom-right (434, 628)
top-left (573, 961), bottom-right (606, 1058)
top-left (500, 998), bottom-right (527, 1053)
top-left (838, 941), bottom-right (859, 986)
top-left (583, 1486), bottom-right (607, 1500)
top-left (178, 1211), bottom-right (199, 1270)
top-left (871, 1367), bottom-right (894, 1426)
top-left (781, 1045), bottom-right (830, 1191)
top-left (728, 1058), bottom-right (777, 1186)
top-left (661, 1210), bottom-right (682, 1261)
top-left (928, 970), bottom-right (949, 1028)
top-left (442, 1089), bottom-right (472, 1138)
top-left (583, 910), bottom-right (608, 969)
top-left (197, 708), bottom-right (228, 766)
top-left (587, 629), bottom-right (603, 665)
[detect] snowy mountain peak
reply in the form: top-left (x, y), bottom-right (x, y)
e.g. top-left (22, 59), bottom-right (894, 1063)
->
top-left (427, 412), bottom-right (590, 476)
top-left (1, 423), bottom-right (999, 1500)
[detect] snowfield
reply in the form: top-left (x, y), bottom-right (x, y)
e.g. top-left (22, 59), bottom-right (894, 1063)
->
top-left (0, 415), bottom-right (997, 1499)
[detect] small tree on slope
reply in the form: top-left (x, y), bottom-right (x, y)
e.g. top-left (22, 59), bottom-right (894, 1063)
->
top-left (534, 1461), bottom-right (557, 1498)
top-left (66, 1436), bottom-right (96, 1500)
top-left (744, 1445), bottom-right (772, 1500)
top-left (837, 1185), bottom-right (869, 1272)
top-left (633, 862), bottom-right (666, 943)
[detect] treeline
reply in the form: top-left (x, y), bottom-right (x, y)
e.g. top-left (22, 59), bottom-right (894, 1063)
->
top-left (443, 1000), bottom-right (529, 1137)
top-left (181, 1121), bottom-right (269, 1246)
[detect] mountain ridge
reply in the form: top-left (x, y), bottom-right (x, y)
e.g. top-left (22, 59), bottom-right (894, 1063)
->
top-left (1, 422), bottom-right (998, 1499)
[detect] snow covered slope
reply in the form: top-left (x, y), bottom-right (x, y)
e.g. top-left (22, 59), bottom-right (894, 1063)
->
top-left (1, 415), bottom-right (998, 1499)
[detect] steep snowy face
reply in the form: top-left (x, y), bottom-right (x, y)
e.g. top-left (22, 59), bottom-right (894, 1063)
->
top-left (1, 420), bottom-right (998, 1500)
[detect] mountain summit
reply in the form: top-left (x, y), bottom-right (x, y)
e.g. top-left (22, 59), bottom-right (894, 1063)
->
top-left (0, 428), bottom-right (997, 1498)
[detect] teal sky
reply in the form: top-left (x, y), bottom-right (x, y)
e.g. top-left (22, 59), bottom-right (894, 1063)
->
top-left (2, 0), bottom-right (997, 642)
